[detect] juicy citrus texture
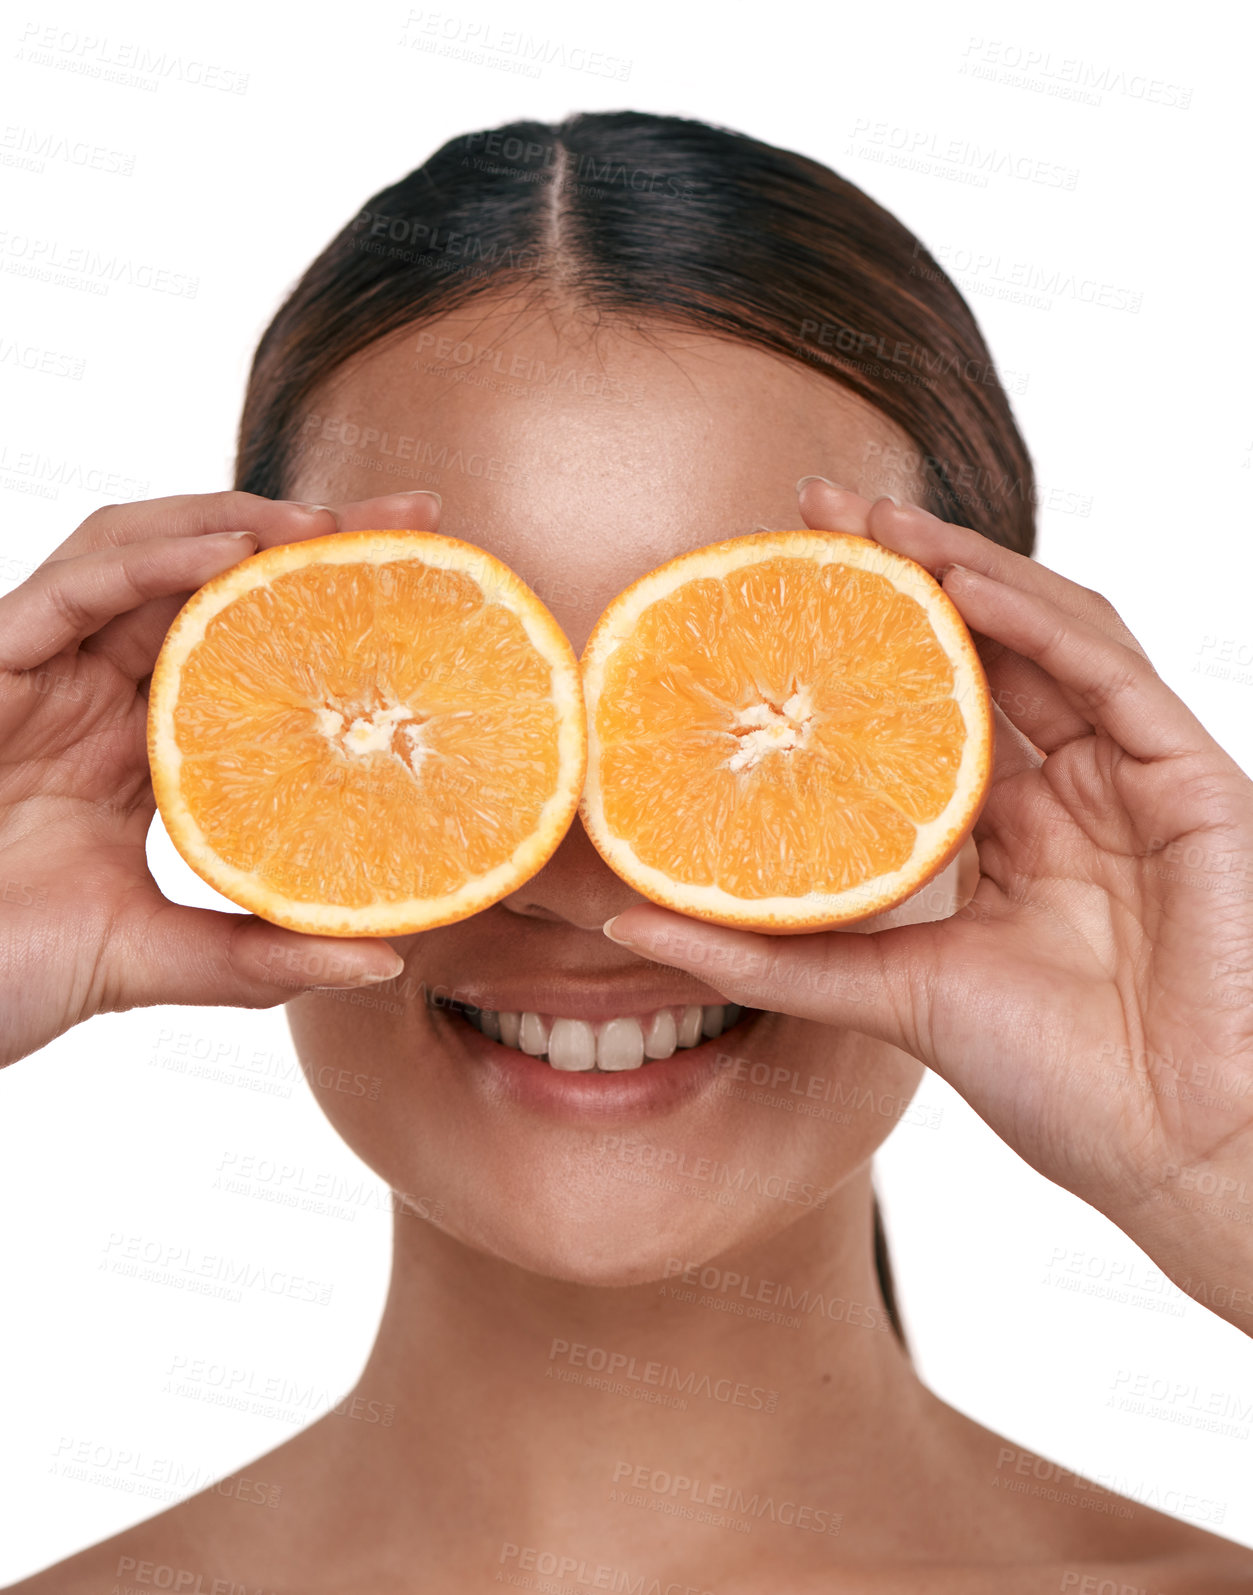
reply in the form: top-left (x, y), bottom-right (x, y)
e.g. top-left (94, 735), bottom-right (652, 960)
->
top-left (579, 530), bottom-right (992, 930)
top-left (148, 531), bottom-right (586, 936)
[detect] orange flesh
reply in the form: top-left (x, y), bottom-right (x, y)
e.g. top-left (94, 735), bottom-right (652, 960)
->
top-left (595, 558), bottom-right (964, 898)
top-left (174, 561), bottom-right (561, 907)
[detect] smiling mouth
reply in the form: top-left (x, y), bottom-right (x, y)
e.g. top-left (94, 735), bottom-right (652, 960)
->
top-left (436, 1001), bottom-right (749, 1073)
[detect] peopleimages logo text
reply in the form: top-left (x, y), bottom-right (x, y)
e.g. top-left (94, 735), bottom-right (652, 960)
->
top-left (548, 1339), bottom-right (779, 1412)
top-left (599, 1135), bottom-right (829, 1209)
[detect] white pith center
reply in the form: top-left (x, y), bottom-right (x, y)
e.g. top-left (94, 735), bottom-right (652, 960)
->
top-left (726, 683), bottom-right (814, 773)
top-left (316, 701), bottom-right (427, 772)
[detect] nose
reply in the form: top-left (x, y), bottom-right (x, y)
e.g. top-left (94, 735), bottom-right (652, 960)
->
top-left (500, 818), bottom-right (649, 931)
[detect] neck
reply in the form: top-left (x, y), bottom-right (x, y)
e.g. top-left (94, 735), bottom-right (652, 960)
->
top-left (304, 1172), bottom-right (949, 1582)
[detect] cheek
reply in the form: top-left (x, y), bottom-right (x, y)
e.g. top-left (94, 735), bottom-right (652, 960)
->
top-left (695, 1022), bottom-right (924, 1188)
top-left (284, 991), bottom-right (436, 1186)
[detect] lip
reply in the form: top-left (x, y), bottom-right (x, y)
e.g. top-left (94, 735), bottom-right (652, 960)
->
top-left (426, 999), bottom-right (771, 1122)
top-left (428, 970), bottom-right (740, 1026)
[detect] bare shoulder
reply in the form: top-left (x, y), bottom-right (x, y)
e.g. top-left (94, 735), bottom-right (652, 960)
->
top-left (0, 1414), bottom-right (341, 1595)
top-left (762, 1543), bottom-right (1253, 1594)
top-left (995, 1544), bottom-right (1253, 1594)
top-left (0, 1514), bottom-right (278, 1595)
top-left (6, 1413), bottom-right (1252, 1594)
top-left (888, 1402), bottom-right (1253, 1594)
top-left (8, 1508), bottom-right (1251, 1595)
top-left (0, 1472), bottom-right (301, 1595)
top-left (4, 1546), bottom-right (250, 1595)
top-left (941, 1545), bottom-right (1253, 1594)
top-left (1132, 1545), bottom-right (1253, 1592)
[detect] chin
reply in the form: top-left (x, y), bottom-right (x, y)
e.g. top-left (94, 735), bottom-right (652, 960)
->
top-left (423, 1164), bottom-right (819, 1289)
top-left (287, 966), bottom-right (922, 1291)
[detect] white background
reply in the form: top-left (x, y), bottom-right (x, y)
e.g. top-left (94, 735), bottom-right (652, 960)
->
top-left (2, 0), bottom-right (1252, 1576)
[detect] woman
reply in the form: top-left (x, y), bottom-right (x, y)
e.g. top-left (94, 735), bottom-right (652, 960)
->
top-left (3, 111), bottom-right (1251, 1591)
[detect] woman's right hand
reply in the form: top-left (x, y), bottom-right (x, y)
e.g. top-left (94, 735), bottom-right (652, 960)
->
top-left (0, 489), bottom-right (441, 1069)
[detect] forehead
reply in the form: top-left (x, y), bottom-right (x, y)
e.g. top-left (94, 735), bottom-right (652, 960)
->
top-left (286, 295), bottom-right (915, 649)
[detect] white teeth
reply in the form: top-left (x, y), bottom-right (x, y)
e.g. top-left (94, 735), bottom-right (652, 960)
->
top-left (451, 1000), bottom-right (745, 1069)
top-left (677, 1005), bottom-right (704, 1048)
top-left (643, 1009), bottom-right (678, 1060)
top-left (519, 1012), bottom-right (551, 1056)
top-left (596, 1017), bottom-right (645, 1072)
top-left (548, 1018), bottom-right (597, 1072)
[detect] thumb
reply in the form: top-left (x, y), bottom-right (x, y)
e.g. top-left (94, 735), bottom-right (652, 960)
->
top-left (109, 900), bottom-right (406, 1015)
top-left (603, 903), bottom-right (940, 1057)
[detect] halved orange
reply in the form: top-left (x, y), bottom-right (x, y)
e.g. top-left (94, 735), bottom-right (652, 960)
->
top-left (147, 530), bottom-right (586, 936)
top-left (579, 530), bottom-right (992, 930)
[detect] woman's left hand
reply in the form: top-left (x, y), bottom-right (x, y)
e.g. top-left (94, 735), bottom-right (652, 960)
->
top-left (604, 481), bottom-right (1253, 1333)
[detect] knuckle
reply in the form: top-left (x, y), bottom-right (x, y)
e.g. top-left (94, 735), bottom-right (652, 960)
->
top-left (78, 502), bottom-right (123, 530)
top-left (193, 489), bottom-right (288, 539)
top-left (64, 503), bottom-right (127, 551)
top-left (1087, 587), bottom-right (1148, 654)
top-left (41, 567), bottom-right (100, 634)
top-left (1043, 618), bottom-right (1071, 661)
top-left (1084, 585), bottom-right (1115, 612)
top-left (226, 918), bottom-right (285, 999)
top-left (209, 488), bottom-right (273, 518)
top-left (205, 488), bottom-right (254, 512)
top-left (79, 490), bottom-right (267, 549)
top-left (1081, 658), bottom-right (1143, 714)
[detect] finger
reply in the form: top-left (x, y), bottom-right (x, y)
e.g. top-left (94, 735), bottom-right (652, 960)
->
top-left (796, 479), bottom-right (1084, 756)
top-left (83, 590), bottom-right (229, 685)
top-left (799, 479), bottom-right (1152, 674)
top-left (330, 489), bottom-right (442, 534)
top-left (980, 639), bottom-right (1091, 753)
top-left (796, 477), bottom-right (874, 537)
top-left (939, 562), bottom-right (1209, 761)
top-left (47, 491), bottom-right (335, 563)
top-left (110, 899), bottom-right (407, 1012)
top-left (82, 490), bottom-right (443, 681)
top-left (0, 533), bottom-right (260, 674)
top-left (864, 495), bottom-right (1149, 658)
top-left (603, 902), bottom-right (945, 1059)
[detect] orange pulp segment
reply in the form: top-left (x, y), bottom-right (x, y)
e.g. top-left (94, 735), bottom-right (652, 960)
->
top-left (147, 530), bottom-right (586, 936)
top-left (579, 530), bottom-right (992, 930)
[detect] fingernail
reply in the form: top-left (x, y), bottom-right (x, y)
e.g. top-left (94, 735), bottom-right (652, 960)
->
top-left (399, 489), bottom-right (441, 504)
top-left (796, 475), bottom-right (839, 494)
top-left (206, 530), bottom-right (258, 544)
top-left (290, 502), bottom-right (332, 514)
top-left (603, 916), bottom-right (635, 946)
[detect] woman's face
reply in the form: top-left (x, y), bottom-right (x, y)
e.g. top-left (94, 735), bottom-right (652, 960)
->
top-left (285, 293), bottom-right (960, 1285)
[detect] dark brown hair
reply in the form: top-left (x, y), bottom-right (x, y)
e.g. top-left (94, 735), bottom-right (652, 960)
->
top-left (234, 110), bottom-right (1039, 1347)
top-left (236, 111), bottom-right (1035, 553)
